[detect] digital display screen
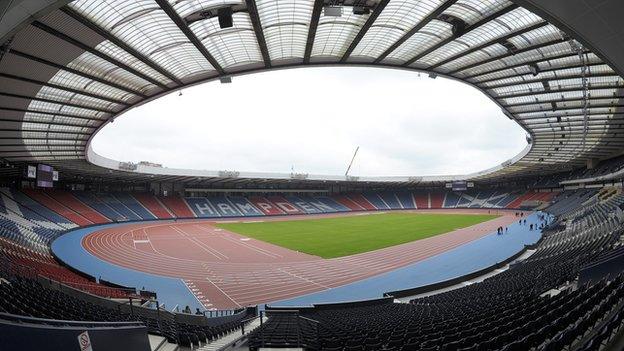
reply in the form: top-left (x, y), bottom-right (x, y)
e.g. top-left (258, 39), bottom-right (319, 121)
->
top-left (452, 181), bottom-right (467, 191)
top-left (26, 165), bottom-right (36, 179)
top-left (36, 164), bottom-right (54, 188)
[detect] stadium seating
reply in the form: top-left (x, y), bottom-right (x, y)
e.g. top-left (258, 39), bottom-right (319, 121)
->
top-left (309, 196), bottom-right (349, 212)
top-left (159, 195), bottom-right (196, 218)
top-left (133, 193), bottom-right (173, 219)
top-left (0, 189), bottom-right (550, 224)
top-left (207, 196), bottom-right (243, 217)
top-left (45, 190), bottom-right (110, 224)
top-left (443, 192), bottom-right (460, 208)
top-left (186, 197), bottom-right (221, 217)
top-left (93, 193), bottom-right (142, 221)
top-left (267, 196), bottom-right (304, 215)
top-left (396, 192), bottom-right (416, 209)
top-left (379, 192), bottom-right (403, 210)
top-left (430, 191), bottom-right (444, 209)
top-left (249, 192), bottom-right (624, 350)
top-left (73, 192), bottom-right (126, 221)
top-left (0, 186), bottom-right (573, 350)
top-left (22, 189), bottom-right (93, 226)
top-left (363, 193), bottom-right (391, 210)
top-left (285, 195), bottom-right (323, 213)
top-left (1, 189), bottom-right (76, 230)
top-left (228, 196), bottom-right (264, 216)
top-left (248, 197), bottom-right (285, 215)
top-left (333, 195), bottom-right (366, 211)
top-left (414, 191), bottom-right (429, 209)
top-left (348, 194), bottom-right (377, 211)
top-left (0, 268), bottom-right (256, 348)
top-left (113, 193), bottom-right (156, 220)
top-left (506, 191), bottom-right (538, 208)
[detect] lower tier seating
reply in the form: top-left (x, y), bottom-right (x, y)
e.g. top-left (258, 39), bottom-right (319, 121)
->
top-left (248, 192), bottom-right (624, 350)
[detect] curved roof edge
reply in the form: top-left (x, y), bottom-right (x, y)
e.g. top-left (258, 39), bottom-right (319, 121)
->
top-left (87, 142), bottom-right (532, 184)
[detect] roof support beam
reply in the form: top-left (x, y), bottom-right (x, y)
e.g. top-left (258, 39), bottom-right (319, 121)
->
top-left (514, 103), bottom-right (624, 114)
top-left (0, 118), bottom-right (99, 129)
top-left (495, 84), bottom-right (622, 100)
top-left (2, 155), bottom-right (83, 160)
top-left (154, 0), bottom-right (226, 76)
top-left (0, 92), bottom-right (116, 114)
top-left (400, 3), bottom-right (517, 66)
top-left (486, 73), bottom-right (619, 90)
top-left (31, 21), bottom-right (168, 90)
top-left (61, 7), bottom-right (183, 86)
top-left (503, 95), bottom-right (624, 109)
top-left (340, 0), bottom-right (391, 63)
top-left (0, 107), bottom-right (107, 122)
top-left (0, 146), bottom-right (84, 152)
top-left (303, 0), bottom-right (324, 64)
top-left (411, 21), bottom-right (549, 69)
top-left (0, 143), bottom-right (83, 147)
top-left (519, 111), bottom-right (624, 121)
top-left (465, 51), bottom-right (588, 81)
top-left (373, 0), bottom-right (458, 64)
top-left (0, 128), bottom-right (91, 135)
top-left (477, 62), bottom-right (604, 85)
top-left (0, 137), bottom-right (86, 142)
top-left (8, 50), bottom-right (146, 98)
top-left (444, 36), bottom-right (565, 75)
top-left (244, 0), bottom-right (271, 68)
top-left (0, 72), bottom-right (128, 106)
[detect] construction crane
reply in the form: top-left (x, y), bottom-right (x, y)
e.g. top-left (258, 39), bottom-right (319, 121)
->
top-left (345, 146), bottom-right (359, 176)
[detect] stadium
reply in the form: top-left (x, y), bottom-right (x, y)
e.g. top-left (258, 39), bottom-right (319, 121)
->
top-left (1, 0), bottom-right (624, 350)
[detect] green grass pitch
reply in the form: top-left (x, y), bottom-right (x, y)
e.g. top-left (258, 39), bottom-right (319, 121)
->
top-left (216, 212), bottom-right (498, 258)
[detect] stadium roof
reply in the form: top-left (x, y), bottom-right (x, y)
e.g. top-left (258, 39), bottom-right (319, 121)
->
top-left (0, 0), bottom-right (623, 184)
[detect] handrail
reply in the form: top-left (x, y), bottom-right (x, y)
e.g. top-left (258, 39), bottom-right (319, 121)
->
top-left (0, 312), bottom-right (143, 328)
top-left (298, 315), bottom-right (320, 324)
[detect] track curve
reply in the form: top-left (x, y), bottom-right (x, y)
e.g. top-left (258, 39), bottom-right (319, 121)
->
top-left (82, 209), bottom-right (521, 309)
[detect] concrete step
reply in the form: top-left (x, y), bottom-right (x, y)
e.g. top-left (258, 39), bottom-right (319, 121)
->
top-left (150, 334), bottom-right (178, 351)
top-left (198, 318), bottom-right (262, 351)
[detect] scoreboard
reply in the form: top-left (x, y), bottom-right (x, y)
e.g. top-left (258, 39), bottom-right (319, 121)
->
top-left (36, 164), bottom-right (57, 188)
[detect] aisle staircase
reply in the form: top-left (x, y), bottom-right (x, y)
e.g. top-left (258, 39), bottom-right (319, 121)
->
top-left (599, 187), bottom-right (620, 203)
top-left (197, 317), bottom-right (262, 351)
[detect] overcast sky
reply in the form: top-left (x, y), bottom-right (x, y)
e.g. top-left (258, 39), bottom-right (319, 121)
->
top-left (91, 67), bottom-right (527, 177)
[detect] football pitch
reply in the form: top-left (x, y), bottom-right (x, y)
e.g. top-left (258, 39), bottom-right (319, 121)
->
top-left (216, 212), bottom-right (498, 258)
